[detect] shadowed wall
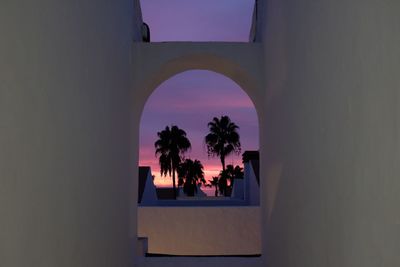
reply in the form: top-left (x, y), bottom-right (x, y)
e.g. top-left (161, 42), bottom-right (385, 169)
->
top-left (0, 1), bottom-right (134, 266)
top-left (262, 1), bottom-right (400, 266)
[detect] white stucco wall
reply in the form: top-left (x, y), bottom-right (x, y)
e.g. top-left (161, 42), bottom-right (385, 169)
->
top-left (131, 41), bottom-right (265, 266)
top-left (1, 1), bottom-right (399, 267)
top-left (141, 171), bottom-right (158, 205)
top-left (242, 161), bottom-right (260, 205)
top-left (0, 1), bottom-right (135, 267)
top-left (248, 163), bottom-right (260, 206)
top-left (262, 1), bottom-right (400, 267)
top-left (133, 0), bottom-right (144, 41)
top-left (232, 179), bottom-right (244, 199)
top-left (131, 42), bottom-right (265, 114)
top-left (138, 207), bottom-right (261, 255)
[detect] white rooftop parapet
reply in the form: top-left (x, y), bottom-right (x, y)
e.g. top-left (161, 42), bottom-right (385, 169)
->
top-left (232, 178), bottom-right (245, 200)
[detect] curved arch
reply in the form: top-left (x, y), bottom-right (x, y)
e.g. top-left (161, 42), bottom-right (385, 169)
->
top-left (132, 46), bottom-right (265, 259)
top-left (139, 69), bottom-right (260, 188)
top-left (136, 52), bottom-right (263, 120)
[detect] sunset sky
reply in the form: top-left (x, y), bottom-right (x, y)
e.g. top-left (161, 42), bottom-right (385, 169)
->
top-left (140, 0), bottom-right (254, 42)
top-left (139, 1), bottom-right (257, 187)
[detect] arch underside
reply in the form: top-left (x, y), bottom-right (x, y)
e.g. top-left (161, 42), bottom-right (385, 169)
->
top-left (132, 42), bottom-right (265, 115)
top-left (131, 42), bottom-right (268, 267)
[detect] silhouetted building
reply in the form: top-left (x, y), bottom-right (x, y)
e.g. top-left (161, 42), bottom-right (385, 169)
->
top-left (231, 151), bottom-right (260, 205)
top-left (155, 188), bottom-right (175, 200)
top-left (138, 167), bottom-right (157, 205)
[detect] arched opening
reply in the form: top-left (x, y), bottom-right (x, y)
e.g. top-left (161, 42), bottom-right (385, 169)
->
top-left (137, 70), bottom-right (261, 256)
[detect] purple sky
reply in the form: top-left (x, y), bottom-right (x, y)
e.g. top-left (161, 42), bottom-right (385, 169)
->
top-left (140, 0), bottom-right (255, 42)
top-left (139, 71), bottom-right (259, 186)
top-left (139, 1), bottom-right (257, 186)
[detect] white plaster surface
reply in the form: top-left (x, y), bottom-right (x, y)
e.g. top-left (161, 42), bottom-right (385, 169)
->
top-left (0, 1), bottom-right (135, 266)
top-left (244, 161), bottom-right (260, 205)
top-left (132, 42), bottom-right (265, 116)
top-left (131, 41), bottom-right (265, 266)
top-left (232, 178), bottom-right (244, 199)
top-left (141, 170), bottom-right (157, 205)
top-left (262, 1), bottom-right (400, 267)
top-left (138, 207), bottom-right (261, 255)
top-left (137, 257), bottom-right (262, 267)
top-left (1, 0), bottom-right (400, 267)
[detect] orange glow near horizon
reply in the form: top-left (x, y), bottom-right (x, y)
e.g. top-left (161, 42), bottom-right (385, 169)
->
top-left (139, 70), bottom-right (259, 189)
top-left (139, 162), bottom-right (243, 187)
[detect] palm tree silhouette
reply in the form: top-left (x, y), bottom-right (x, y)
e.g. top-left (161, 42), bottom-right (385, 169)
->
top-left (208, 176), bottom-right (219, 197)
top-left (225, 164), bottom-right (244, 188)
top-left (178, 159), bottom-right (205, 197)
top-left (218, 170), bottom-right (229, 196)
top-left (155, 125), bottom-right (191, 199)
top-left (205, 115), bottom-right (241, 172)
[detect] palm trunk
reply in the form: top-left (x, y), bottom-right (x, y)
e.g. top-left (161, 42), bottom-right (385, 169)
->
top-left (172, 168), bottom-right (177, 199)
top-left (221, 156), bottom-right (225, 172)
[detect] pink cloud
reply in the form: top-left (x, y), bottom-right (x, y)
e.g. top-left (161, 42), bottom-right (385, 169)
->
top-left (139, 70), bottom-right (259, 188)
